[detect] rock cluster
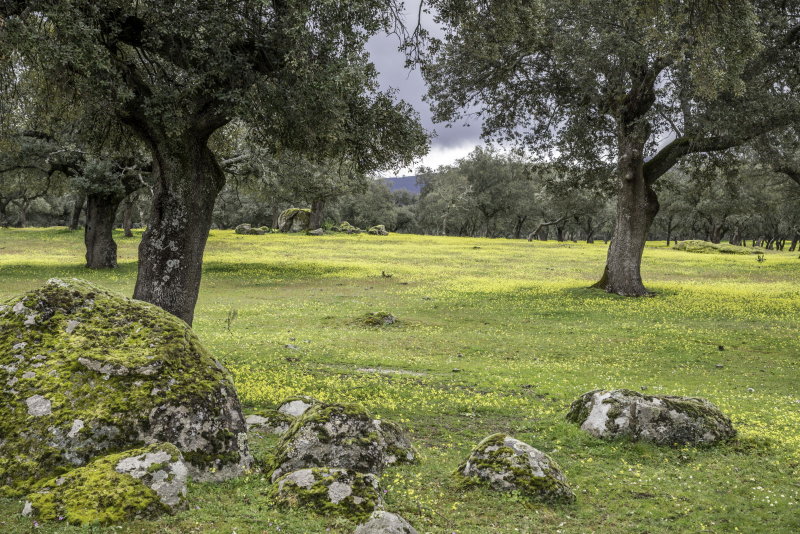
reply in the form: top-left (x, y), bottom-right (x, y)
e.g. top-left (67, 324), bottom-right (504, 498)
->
top-left (265, 399), bottom-right (415, 521)
top-left (234, 223), bottom-right (269, 235)
top-left (1, 279), bottom-right (251, 524)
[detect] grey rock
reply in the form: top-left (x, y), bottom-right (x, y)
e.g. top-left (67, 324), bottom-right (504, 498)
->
top-left (270, 403), bottom-right (414, 482)
top-left (308, 228), bottom-right (324, 236)
top-left (354, 511), bottom-right (419, 534)
top-left (459, 434), bottom-right (574, 503)
top-left (277, 396), bottom-right (318, 417)
top-left (566, 389), bottom-right (736, 445)
top-left (272, 467), bottom-right (381, 519)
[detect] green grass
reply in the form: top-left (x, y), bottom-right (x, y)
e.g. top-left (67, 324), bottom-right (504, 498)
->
top-left (1, 228), bottom-right (799, 534)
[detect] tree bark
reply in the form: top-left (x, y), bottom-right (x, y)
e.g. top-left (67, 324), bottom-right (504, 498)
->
top-left (309, 198), bottom-right (325, 230)
top-left (85, 192), bottom-right (124, 269)
top-left (122, 194), bottom-right (136, 237)
top-left (593, 132), bottom-right (659, 296)
top-left (69, 193), bottom-right (85, 230)
top-left (133, 137), bottom-right (225, 325)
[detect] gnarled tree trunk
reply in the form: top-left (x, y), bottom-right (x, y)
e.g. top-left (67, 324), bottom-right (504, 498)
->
top-left (85, 192), bottom-right (124, 269)
top-left (133, 136), bottom-right (225, 325)
top-left (69, 193), bottom-right (85, 230)
top-left (309, 198), bottom-right (325, 229)
top-left (122, 194), bottom-right (136, 237)
top-left (593, 132), bottom-right (659, 296)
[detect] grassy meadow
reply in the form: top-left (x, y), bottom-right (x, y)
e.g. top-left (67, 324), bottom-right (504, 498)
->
top-left (0, 227), bottom-right (798, 534)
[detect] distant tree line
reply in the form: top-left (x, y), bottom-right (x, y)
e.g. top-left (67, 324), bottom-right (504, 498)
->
top-left (9, 146), bottom-right (798, 251)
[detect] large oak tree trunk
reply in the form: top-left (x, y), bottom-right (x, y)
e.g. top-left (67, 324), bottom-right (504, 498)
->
top-left (69, 193), bottom-right (85, 231)
top-left (85, 192), bottom-right (124, 269)
top-left (593, 134), bottom-right (659, 296)
top-left (133, 136), bottom-right (225, 325)
top-left (309, 198), bottom-right (325, 229)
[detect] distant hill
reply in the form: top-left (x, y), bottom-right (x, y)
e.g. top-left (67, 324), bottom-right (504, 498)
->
top-left (381, 175), bottom-right (420, 195)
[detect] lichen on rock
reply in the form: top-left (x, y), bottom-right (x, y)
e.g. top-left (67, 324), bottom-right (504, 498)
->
top-left (22, 442), bottom-right (188, 526)
top-left (458, 433), bottom-right (575, 503)
top-left (270, 467), bottom-right (381, 521)
top-left (566, 389), bottom-right (736, 445)
top-left (354, 511), bottom-right (419, 534)
top-left (269, 402), bottom-right (415, 482)
top-left (0, 278), bottom-right (251, 496)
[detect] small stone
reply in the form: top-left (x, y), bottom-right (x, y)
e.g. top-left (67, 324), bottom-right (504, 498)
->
top-left (285, 344), bottom-right (299, 350)
top-left (747, 387), bottom-right (755, 393)
top-left (640, 386), bottom-right (647, 391)
top-left (715, 364), bottom-right (724, 369)
top-left (452, 368), bottom-right (462, 373)
top-left (277, 397), bottom-right (318, 417)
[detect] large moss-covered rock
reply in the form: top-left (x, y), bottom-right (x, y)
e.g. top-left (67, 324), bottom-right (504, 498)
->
top-left (22, 443), bottom-right (188, 526)
top-left (458, 434), bottom-right (574, 503)
top-left (277, 208), bottom-right (311, 233)
top-left (566, 389), bottom-right (736, 445)
top-left (354, 511), bottom-right (419, 534)
top-left (269, 403), bottom-right (415, 482)
top-left (0, 279), bottom-right (251, 496)
top-left (270, 467), bottom-right (381, 521)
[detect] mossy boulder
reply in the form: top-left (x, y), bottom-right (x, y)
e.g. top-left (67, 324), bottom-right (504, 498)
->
top-left (22, 443), bottom-right (188, 526)
top-left (673, 240), bottom-right (762, 255)
top-left (333, 221), bottom-right (362, 234)
top-left (278, 208), bottom-right (311, 233)
top-left (354, 511), bottom-right (419, 534)
top-left (0, 279), bottom-right (251, 496)
top-left (367, 225), bottom-right (389, 236)
top-left (271, 467), bottom-right (381, 521)
top-left (360, 312), bottom-right (396, 327)
top-left (269, 403), bottom-right (415, 482)
top-left (458, 434), bottom-right (574, 503)
top-left (234, 224), bottom-right (266, 235)
top-left (566, 389), bottom-right (736, 445)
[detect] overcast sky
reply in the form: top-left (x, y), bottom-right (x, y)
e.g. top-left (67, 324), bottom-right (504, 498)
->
top-left (366, 31), bottom-right (484, 177)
